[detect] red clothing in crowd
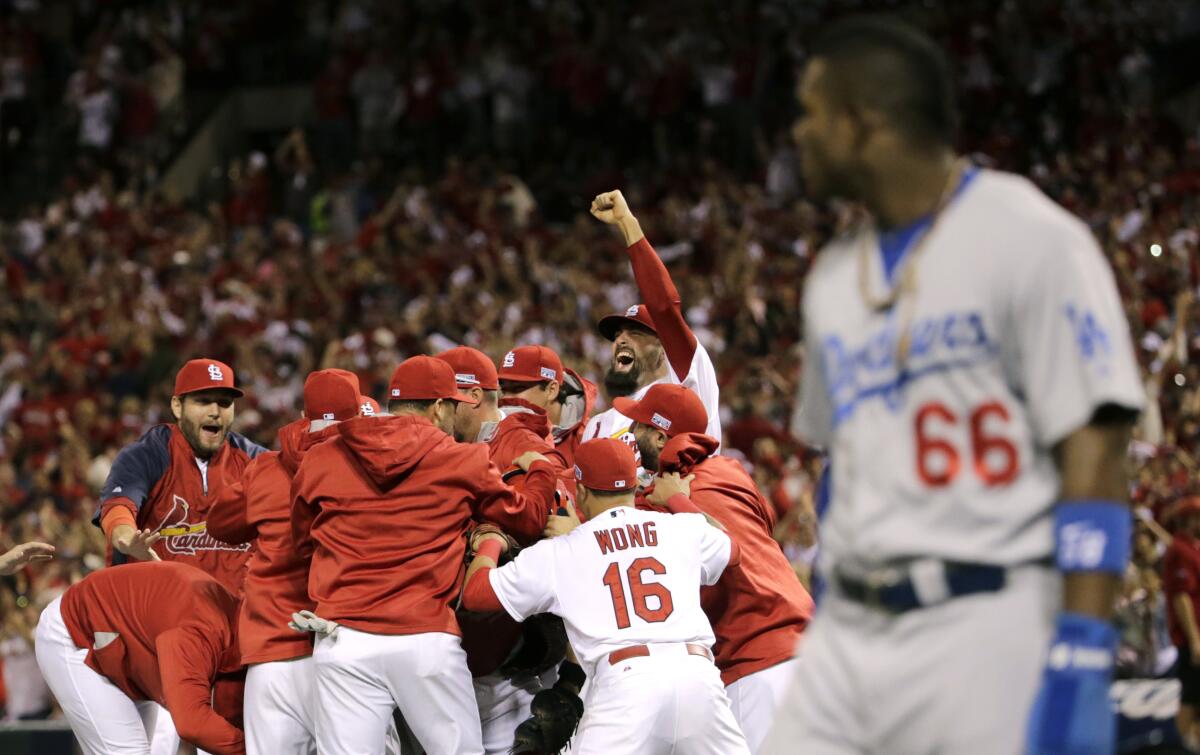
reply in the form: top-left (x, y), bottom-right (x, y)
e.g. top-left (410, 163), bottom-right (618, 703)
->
top-left (291, 414), bottom-right (558, 637)
top-left (1164, 533), bottom-right (1200, 648)
top-left (96, 424), bottom-right (267, 593)
top-left (491, 398), bottom-right (566, 474)
top-left (645, 432), bottom-right (812, 685)
top-left (208, 419), bottom-right (336, 665)
top-left (59, 562), bottom-right (245, 755)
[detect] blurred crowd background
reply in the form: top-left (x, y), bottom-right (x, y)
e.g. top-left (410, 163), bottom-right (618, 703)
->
top-left (0, 0), bottom-right (1197, 720)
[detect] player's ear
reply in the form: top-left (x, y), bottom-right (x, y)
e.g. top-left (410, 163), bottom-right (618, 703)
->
top-left (547, 380), bottom-right (560, 403)
top-left (654, 429), bottom-right (669, 451)
top-left (170, 396), bottom-right (183, 421)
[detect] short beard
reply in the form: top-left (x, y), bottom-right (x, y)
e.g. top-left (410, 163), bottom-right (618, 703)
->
top-left (604, 366), bottom-right (640, 399)
top-left (636, 433), bottom-right (659, 472)
top-left (178, 416), bottom-right (224, 459)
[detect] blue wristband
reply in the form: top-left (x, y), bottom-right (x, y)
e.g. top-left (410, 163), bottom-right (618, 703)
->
top-left (1027, 612), bottom-right (1117, 755)
top-left (1053, 500), bottom-right (1131, 574)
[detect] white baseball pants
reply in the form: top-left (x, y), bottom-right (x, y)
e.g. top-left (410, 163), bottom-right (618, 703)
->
top-left (573, 643), bottom-right (750, 755)
top-left (726, 657), bottom-right (801, 753)
top-left (762, 566), bottom-right (1058, 755)
top-left (312, 627), bottom-right (483, 755)
top-left (246, 657), bottom-right (318, 755)
top-left (35, 596), bottom-right (161, 755)
top-left (473, 672), bottom-right (546, 755)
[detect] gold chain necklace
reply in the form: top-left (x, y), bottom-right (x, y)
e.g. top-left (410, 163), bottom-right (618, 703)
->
top-left (855, 158), bottom-right (970, 366)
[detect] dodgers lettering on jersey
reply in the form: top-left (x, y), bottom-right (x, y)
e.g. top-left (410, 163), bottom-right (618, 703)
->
top-left (488, 507), bottom-right (732, 673)
top-left (792, 169), bottom-right (1144, 572)
top-left (585, 343), bottom-right (723, 453)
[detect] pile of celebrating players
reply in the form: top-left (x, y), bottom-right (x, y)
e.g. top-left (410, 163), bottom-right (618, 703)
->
top-left (26, 191), bottom-right (812, 755)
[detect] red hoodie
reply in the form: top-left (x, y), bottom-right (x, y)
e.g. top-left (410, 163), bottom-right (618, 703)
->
top-left (291, 414), bottom-right (557, 636)
top-left (60, 562), bottom-right (246, 754)
top-left (647, 432), bottom-right (813, 686)
top-left (490, 398), bottom-right (566, 475)
top-left (208, 419), bottom-right (340, 665)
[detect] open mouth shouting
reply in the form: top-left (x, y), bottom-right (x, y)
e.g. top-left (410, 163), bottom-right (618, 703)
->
top-left (613, 348), bottom-right (637, 372)
top-left (199, 423), bottom-right (224, 445)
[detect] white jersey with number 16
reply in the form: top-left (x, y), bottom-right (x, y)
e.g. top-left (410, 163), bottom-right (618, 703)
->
top-left (488, 507), bottom-right (734, 673)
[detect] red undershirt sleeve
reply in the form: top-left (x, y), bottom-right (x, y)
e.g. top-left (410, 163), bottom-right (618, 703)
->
top-left (627, 237), bottom-right (698, 381)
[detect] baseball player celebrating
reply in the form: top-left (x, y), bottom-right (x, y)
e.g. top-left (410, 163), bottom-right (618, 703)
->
top-left (765, 17), bottom-right (1143, 755)
top-left (94, 358), bottom-right (267, 589)
top-left (436, 346), bottom-right (506, 443)
top-left (207, 369), bottom-right (366, 755)
top-left (34, 561), bottom-right (246, 755)
top-left (291, 356), bottom-right (559, 755)
top-left (620, 385), bottom-right (813, 752)
top-left (461, 438), bottom-right (751, 755)
top-left (93, 357), bottom-right (266, 752)
top-left (586, 191), bottom-right (722, 451)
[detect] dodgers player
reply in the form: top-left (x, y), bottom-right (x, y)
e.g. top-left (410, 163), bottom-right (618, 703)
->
top-left (586, 192), bottom-right (722, 455)
top-left (461, 439), bottom-right (750, 754)
top-left (764, 17), bottom-right (1143, 755)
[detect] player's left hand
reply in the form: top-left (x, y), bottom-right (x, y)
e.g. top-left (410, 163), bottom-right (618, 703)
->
top-left (544, 498), bottom-right (581, 538)
top-left (1025, 612), bottom-right (1117, 755)
top-left (646, 473), bottom-right (695, 507)
top-left (0, 542), bottom-right (55, 575)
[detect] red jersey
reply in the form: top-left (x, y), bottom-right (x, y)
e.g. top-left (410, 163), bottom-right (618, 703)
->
top-left (96, 424), bottom-right (267, 593)
top-left (208, 419), bottom-right (335, 665)
top-left (460, 401), bottom-right (566, 677)
top-left (59, 562), bottom-right (245, 755)
top-left (291, 415), bottom-right (558, 637)
top-left (1164, 534), bottom-right (1200, 647)
top-left (648, 432), bottom-right (813, 685)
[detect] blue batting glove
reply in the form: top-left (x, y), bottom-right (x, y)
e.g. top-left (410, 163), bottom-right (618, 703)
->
top-left (1026, 612), bottom-right (1117, 755)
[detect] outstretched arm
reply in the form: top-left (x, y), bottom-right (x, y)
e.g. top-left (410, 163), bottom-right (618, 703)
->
top-left (591, 190), bottom-right (698, 380)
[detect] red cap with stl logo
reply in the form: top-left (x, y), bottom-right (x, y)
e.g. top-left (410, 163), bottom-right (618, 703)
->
top-left (574, 438), bottom-right (638, 492)
top-left (359, 396), bottom-right (382, 416)
top-left (436, 346), bottom-right (500, 391)
top-left (613, 384), bottom-right (707, 438)
top-left (174, 358), bottom-right (244, 398)
top-left (597, 303), bottom-right (658, 341)
top-left (498, 345), bottom-right (563, 384)
top-left (389, 356), bottom-right (479, 404)
top-left (304, 370), bottom-right (361, 421)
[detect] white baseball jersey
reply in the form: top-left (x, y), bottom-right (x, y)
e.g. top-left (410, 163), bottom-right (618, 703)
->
top-left (793, 168), bottom-right (1144, 572)
top-left (488, 507), bottom-right (732, 672)
top-left (585, 342), bottom-right (723, 447)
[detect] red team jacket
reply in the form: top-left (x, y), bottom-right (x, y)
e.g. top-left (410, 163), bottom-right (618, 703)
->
top-left (208, 419), bottom-right (333, 665)
top-left (461, 400), bottom-right (566, 677)
top-left (1164, 533), bottom-right (1200, 648)
top-left (291, 414), bottom-right (558, 637)
top-left (96, 424), bottom-right (268, 593)
top-left (59, 562), bottom-right (246, 754)
top-left (649, 432), bottom-right (813, 685)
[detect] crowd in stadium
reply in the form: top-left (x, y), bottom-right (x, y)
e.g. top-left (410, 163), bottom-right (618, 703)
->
top-left (0, 0), bottom-right (1196, 723)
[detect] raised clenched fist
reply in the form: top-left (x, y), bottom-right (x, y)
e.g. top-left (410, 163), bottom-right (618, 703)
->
top-left (590, 190), bottom-right (631, 225)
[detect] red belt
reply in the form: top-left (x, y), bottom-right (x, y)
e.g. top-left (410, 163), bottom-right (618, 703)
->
top-left (609, 643), bottom-right (713, 665)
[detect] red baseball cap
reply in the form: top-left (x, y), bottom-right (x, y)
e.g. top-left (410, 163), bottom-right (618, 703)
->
top-left (303, 370), bottom-right (361, 421)
top-left (597, 304), bottom-right (658, 341)
top-left (436, 346), bottom-right (499, 391)
top-left (498, 345), bottom-right (563, 384)
top-left (359, 396), bottom-right (382, 416)
top-left (388, 356), bottom-right (478, 404)
top-left (174, 358), bottom-right (244, 398)
top-left (613, 384), bottom-right (707, 437)
top-left (574, 438), bottom-right (638, 492)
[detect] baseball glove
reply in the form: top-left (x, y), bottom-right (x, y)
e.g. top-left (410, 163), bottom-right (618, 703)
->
top-left (499, 613), bottom-right (568, 679)
top-left (510, 687), bottom-right (583, 754)
top-left (468, 523), bottom-right (519, 561)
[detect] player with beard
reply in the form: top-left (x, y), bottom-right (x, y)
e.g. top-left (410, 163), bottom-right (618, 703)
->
top-left (586, 191), bottom-right (722, 462)
top-left (92, 358), bottom-right (266, 755)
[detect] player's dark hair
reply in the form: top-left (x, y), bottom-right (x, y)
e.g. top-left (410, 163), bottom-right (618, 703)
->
top-left (811, 15), bottom-right (957, 150)
top-left (388, 398), bottom-right (438, 414)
